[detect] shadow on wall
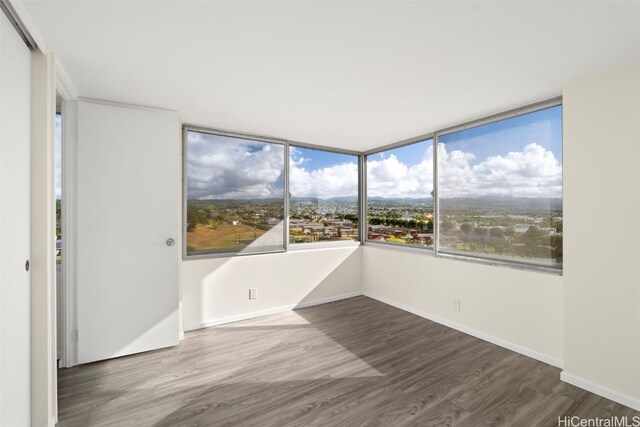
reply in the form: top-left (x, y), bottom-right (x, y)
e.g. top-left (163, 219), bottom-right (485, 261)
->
top-left (181, 225), bottom-right (362, 330)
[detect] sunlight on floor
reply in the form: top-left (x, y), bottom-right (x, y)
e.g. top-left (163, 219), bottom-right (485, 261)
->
top-left (212, 310), bottom-right (384, 381)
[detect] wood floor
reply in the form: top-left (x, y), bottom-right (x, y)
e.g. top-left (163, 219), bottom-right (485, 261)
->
top-left (57, 296), bottom-right (638, 426)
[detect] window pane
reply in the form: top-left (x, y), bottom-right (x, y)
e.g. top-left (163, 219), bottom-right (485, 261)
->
top-left (289, 146), bottom-right (359, 244)
top-left (367, 139), bottom-right (434, 247)
top-left (438, 105), bottom-right (563, 268)
top-left (186, 131), bottom-right (285, 256)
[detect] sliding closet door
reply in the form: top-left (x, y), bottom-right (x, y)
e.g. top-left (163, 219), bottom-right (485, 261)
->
top-left (0, 11), bottom-right (32, 427)
top-left (76, 101), bottom-right (180, 364)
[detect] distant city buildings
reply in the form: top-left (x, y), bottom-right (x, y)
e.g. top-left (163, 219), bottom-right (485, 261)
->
top-left (289, 200), bottom-right (358, 242)
top-left (188, 197), bottom-right (562, 264)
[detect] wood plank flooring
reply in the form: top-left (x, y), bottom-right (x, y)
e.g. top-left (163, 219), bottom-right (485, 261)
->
top-left (57, 296), bottom-right (639, 426)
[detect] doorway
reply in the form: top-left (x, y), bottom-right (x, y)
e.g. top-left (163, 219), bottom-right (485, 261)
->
top-left (55, 97), bottom-right (63, 368)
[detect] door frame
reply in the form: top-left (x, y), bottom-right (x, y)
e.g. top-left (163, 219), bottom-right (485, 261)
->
top-left (54, 57), bottom-right (77, 370)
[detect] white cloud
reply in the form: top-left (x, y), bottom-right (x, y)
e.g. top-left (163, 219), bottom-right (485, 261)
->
top-left (187, 131), bottom-right (562, 200)
top-left (290, 162), bottom-right (358, 198)
top-left (187, 132), bottom-right (284, 199)
top-left (289, 147), bottom-right (358, 198)
top-left (367, 146), bottom-right (434, 198)
top-left (438, 142), bottom-right (562, 198)
top-left (367, 143), bottom-right (562, 199)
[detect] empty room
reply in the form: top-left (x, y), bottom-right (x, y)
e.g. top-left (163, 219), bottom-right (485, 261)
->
top-left (1, 1), bottom-right (640, 426)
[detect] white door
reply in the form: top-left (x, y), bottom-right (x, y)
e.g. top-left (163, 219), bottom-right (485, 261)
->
top-left (0, 11), bottom-right (32, 427)
top-left (76, 101), bottom-right (180, 364)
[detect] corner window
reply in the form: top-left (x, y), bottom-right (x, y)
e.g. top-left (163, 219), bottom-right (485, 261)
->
top-left (366, 139), bottom-right (434, 247)
top-left (437, 105), bottom-right (563, 269)
top-left (183, 98), bottom-right (562, 273)
top-left (289, 146), bottom-right (359, 244)
top-left (185, 129), bottom-right (286, 257)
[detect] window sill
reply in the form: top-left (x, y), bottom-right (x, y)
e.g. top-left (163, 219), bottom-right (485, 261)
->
top-left (436, 251), bottom-right (563, 276)
top-left (287, 240), bottom-right (361, 251)
top-left (364, 240), bottom-right (435, 254)
top-left (183, 247), bottom-right (286, 261)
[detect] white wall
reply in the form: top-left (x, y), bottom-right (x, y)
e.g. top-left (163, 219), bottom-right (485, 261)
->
top-left (357, 60), bottom-right (640, 410)
top-left (362, 245), bottom-right (563, 366)
top-left (562, 60), bottom-right (640, 409)
top-left (182, 246), bottom-right (362, 330)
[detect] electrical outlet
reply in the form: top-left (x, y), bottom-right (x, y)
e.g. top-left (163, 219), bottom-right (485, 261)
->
top-left (453, 298), bottom-right (461, 311)
top-left (249, 288), bottom-right (257, 300)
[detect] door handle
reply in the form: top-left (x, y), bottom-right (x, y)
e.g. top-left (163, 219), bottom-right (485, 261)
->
top-left (25, 260), bottom-right (30, 271)
top-left (166, 238), bottom-right (176, 247)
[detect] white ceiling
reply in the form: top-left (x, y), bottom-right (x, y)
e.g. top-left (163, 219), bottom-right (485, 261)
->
top-left (23, 1), bottom-right (640, 151)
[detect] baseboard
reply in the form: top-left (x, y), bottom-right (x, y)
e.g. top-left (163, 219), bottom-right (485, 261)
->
top-left (183, 291), bottom-right (363, 332)
top-left (183, 304), bottom-right (297, 331)
top-left (294, 291), bottom-right (363, 309)
top-left (183, 290), bottom-right (562, 369)
top-left (362, 291), bottom-right (563, 368)
top-left (561, 371), bottom-right (640, 412)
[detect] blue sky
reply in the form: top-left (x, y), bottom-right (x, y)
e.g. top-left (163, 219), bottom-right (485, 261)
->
top-left (291, 146), bottom-right (357, 169)
top-left (435, 105), bottom-right (563, 198)
top-left (188, 105), bottom-right (563, 200)
top-left (370, 138), bottom-right (433, 167)
top-left (289, 146), bottom-right (358, 198)
top-left (365, 106), bottom-right (562, 198)
top-left (368, 106), bottom-right (562, 168)
top-left (439, 105), bottom-right (562, 164)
